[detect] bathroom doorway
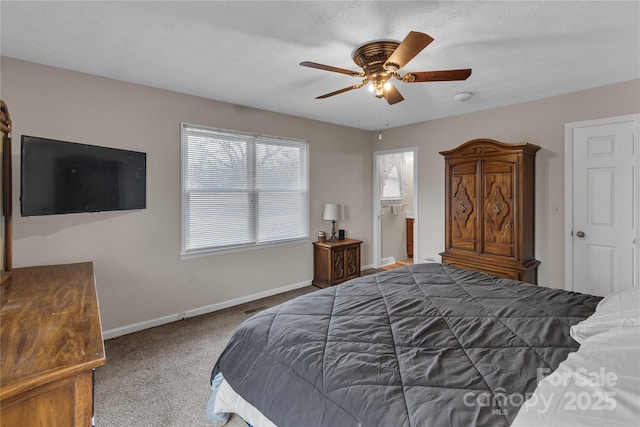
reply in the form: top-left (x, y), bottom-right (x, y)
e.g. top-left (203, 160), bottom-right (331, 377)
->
top-left (372, 148), bottom-right (418, 269)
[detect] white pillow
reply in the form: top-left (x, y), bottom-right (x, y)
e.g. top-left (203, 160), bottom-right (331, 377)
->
top-left (512, 286), bottom-right (640, 427)
top-left (570, 286), bottom-right (640, 344)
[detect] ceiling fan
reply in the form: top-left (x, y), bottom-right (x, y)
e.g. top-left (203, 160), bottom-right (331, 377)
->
top-left (300, 31), bottom-right (472, 105)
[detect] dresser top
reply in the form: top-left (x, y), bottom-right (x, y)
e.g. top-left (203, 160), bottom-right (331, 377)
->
top-left (0, 262), bottom-right (105, 401)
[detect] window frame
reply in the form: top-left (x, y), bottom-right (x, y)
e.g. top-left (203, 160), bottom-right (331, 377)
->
top-left (180, 123), bottom-right (310, 258)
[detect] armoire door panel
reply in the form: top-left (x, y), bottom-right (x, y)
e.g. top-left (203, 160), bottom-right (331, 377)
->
top-left (484, 165), bottom-right (515, 257)
top-left (451, 171), bottom-right (477, 251)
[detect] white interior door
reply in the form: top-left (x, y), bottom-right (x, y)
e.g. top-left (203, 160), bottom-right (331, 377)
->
top-left (566, 116), bottom-right (638, 296)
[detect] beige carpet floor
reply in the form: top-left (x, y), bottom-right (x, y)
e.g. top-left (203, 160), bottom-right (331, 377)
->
top-left (94, 269), bottom-right (382, 426)
top-left (94, 286), bottom-right (317, 427)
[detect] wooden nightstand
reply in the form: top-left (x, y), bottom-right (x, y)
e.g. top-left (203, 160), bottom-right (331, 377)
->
top-left (312, 238), bottom-right (362, 288)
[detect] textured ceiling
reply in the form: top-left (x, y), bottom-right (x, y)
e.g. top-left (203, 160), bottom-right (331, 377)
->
top-left (1, 1), bottom-right (639, 131)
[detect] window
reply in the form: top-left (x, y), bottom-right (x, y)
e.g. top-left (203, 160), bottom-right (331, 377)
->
top-left (181, 123), bottom-right (309, 255)
top-left (382, 165), bottom-right (402, 199)
top-left (379, 153), bottom-right (408, 202)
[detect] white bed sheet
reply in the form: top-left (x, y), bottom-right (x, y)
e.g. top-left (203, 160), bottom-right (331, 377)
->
top-left (214, 378), bottom-right (277, 427)
top-left (512, 286), bottom-right (640, 427)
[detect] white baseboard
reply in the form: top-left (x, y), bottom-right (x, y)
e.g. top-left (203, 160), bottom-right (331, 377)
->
top-left (102, 279), bottom-right (312, 339)
top-left (380, 256), bottom-right (396, 266)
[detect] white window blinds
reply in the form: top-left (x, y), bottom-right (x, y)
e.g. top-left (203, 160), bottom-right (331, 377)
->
top-left (181, 124), bottom-right (309, 255)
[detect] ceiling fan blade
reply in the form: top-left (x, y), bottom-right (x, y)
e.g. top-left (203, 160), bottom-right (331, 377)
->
top-left (384, 31), bottom-right (434, 71)
top-left (315, 83), bottom-right (365, 99)
top-left (405, 69), bottom-right (472, 82)
top-left (384, 84), bottom-right (404, 105)
top-left (300, 61), bottom-right (364, 77)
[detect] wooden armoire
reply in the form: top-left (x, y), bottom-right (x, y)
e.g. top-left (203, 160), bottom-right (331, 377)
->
top-left (439, 139), bottom-right (540, 284)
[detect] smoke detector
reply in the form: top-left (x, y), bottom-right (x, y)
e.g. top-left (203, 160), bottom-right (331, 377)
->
top-left (453, 92), bottom-right (472, 102)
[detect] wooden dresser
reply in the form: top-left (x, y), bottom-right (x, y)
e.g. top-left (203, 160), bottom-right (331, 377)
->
top-left (312, 238), bottom-right (362, 288)
top-left (439, 139), bottom-right (540, 284)
top-left (0, 262), bottom-right (105, 427)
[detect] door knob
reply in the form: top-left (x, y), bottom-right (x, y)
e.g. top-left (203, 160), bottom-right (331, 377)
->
top-left (576, 231), bottom-right (586, 238)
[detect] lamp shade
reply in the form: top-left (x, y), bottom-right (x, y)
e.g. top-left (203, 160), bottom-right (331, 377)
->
top-left (322, 204), bottom-right (343, 221)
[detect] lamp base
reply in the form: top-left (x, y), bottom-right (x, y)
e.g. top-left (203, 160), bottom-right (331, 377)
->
top-left (328, 220), bottom-right (337, 241)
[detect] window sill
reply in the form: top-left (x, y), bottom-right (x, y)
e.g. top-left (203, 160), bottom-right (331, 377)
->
top-left (180, 237), bottom-right (312, 260)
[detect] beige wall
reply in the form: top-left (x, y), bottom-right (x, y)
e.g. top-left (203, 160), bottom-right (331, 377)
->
top-left (3, 55), bottom-right (638, 334)
top-left (372, 79), bottom-right (640, 287)
top-left (1, 57), bottom-right (373, 332)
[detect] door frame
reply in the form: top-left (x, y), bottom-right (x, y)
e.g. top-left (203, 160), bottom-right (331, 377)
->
top-left (373, 147), bottom-right (419, 268)
top-left (564, 113), bottom-right (639, 291)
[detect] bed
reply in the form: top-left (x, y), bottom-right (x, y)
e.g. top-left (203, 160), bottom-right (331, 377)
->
top-left (206, 263), bottom-right (637, 426)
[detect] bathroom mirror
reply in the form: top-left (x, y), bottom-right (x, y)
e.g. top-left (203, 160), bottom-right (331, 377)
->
top-left (1, 100), bottom-right (12, 285)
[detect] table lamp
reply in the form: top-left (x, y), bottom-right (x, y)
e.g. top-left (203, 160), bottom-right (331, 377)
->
top-left (322, 203), bottom-right (343, 241)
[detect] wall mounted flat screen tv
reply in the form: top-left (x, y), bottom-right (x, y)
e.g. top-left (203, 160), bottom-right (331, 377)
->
top-left (21, 136), bottom-right (146, 216)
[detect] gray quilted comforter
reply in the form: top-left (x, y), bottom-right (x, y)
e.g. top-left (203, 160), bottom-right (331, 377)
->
top-left (212, 263), bottom-right (601, 427)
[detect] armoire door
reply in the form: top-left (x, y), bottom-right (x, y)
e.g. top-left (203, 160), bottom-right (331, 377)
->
top-left (483, 158), bottom-right (516, 258)
top-left (448, 159), bottom-right (478, 252)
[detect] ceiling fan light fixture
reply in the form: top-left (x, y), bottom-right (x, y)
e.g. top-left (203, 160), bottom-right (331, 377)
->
top-left (370, 78), bottom-right (387, 97)
top-left (383, 81), bottom-right (392, 91)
